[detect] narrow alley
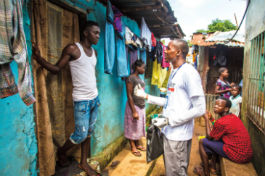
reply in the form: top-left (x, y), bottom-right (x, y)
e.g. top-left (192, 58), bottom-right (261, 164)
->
top-left (0, 0), bottom-right (265, 176)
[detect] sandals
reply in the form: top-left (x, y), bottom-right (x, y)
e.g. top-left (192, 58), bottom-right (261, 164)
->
top-left (136, 145), bottom-right (146, 151)
top-left (132, 150), bottom-right (141, 157)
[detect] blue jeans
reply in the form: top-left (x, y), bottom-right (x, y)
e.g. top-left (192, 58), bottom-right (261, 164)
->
top-left (69, 97), bottom-right (100, 144)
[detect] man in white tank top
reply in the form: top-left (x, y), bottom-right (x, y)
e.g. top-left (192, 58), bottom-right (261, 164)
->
top-left (33, 21), bottom-right (100, 176)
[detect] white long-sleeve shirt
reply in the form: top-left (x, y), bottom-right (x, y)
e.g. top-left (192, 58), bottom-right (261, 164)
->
top-left (147, 63), bottom-right (206, 141)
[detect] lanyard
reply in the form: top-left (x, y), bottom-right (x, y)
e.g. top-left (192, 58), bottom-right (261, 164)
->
top-left (168, 63), bottom-right (186, 88)
top-left (164, 63), bottom-right (186, 109)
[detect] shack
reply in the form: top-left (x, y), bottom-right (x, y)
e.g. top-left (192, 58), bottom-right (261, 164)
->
top-left (191, 31), bottom-right (245, 93)
top-left (0, 0), bottom-right (184, 175)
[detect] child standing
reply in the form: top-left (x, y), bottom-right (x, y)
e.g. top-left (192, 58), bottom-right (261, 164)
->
top-left (215, 67), bottom-right (232, 99)
top-left (229, 85), bottom-right (242, 118)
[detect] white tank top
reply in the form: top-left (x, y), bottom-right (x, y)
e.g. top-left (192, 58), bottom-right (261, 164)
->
top-left (69, 43), bottom-right (98, 101)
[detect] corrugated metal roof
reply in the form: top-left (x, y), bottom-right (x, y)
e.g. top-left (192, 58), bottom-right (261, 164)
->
top-left (191, 31), bottom-right (245, 47)
top-left (98, 0), bottom-right (185, 38)
top-left (205, 30), bottom-right (245, 47)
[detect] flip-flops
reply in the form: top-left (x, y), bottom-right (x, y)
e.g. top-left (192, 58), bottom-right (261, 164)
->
top-left (136, 146), bottom-right (146, 151)
top-left (132, 151), bottom-right (141, 157)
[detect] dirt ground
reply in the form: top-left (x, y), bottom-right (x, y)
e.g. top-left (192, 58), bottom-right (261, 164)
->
top-left (59, 118), bottom-right (206, 176)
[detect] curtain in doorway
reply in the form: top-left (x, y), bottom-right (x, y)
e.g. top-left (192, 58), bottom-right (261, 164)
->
top-left (31, 0), bottom-right (80, 175)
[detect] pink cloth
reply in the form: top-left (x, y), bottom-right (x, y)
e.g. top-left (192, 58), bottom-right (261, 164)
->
top-left (124, 102), bottom-right (146, 140)
top-left (161, 44), bottom-right (170, 68)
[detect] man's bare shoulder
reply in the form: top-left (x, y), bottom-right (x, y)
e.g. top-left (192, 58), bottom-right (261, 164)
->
top-left (63, 43), bottom-right (80, 59)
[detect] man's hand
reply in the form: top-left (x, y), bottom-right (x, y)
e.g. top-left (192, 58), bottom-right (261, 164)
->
top-left (134, 84), bottom-right (147, 99)
top-left (132, 112), bottom-right (139, 120)
top-left (32, 45), bottom-right (41, 60)
top-left (204, 111), bottom-right (213, 120)
top-left (152, 116), bottom-right (169, 128)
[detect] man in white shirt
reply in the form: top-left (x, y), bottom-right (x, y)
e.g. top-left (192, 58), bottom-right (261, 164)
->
top-left (33, 21), bottom-right (100, 176)
top-left (135, 39), bottom-right (206, 176)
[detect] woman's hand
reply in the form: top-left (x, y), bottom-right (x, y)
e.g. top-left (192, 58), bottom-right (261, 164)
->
top-left (132, 112), bottom-right (139, 120)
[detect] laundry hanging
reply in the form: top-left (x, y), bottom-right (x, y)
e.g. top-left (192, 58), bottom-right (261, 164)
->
top-left (104, 1), bottom-right (116, 74)
top-left (0, 0), bottom-right (35, 106)
top-left (161, 43), bottom-right (170, 68)
top-left (116, 24), bottom-right (129, 77)
top-left (141, 17), bottom-right (152, 52)
top-left (151, 59), bottom-right (168, 88)
top-left (114, 6), bottom-right (129, 77)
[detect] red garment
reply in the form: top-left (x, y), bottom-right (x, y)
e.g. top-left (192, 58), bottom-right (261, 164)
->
top-left (210, 114), bottom-right (253, 163)
top-left (151, 32), bottom-right (157, 47)
top-left (161, 43), bottom-right (170, 68)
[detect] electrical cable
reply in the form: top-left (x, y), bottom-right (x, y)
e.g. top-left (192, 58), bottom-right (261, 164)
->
top-left (226, 0), bottom-right (251, 43)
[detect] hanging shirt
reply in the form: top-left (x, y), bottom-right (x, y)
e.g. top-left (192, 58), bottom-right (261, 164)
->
top-left (141, 17), bottom-right (152, 52)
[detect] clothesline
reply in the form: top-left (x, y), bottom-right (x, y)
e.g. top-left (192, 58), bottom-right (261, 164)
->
top-left (104, 1), bottom-right (171, 87)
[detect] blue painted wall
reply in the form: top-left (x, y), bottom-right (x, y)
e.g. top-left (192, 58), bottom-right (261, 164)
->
top-left (0, 1), bottom-right (38, 176)
top-left (87, 1), bottom-right (145, 155)
top-left (62, 0), bottom-right (159, 155)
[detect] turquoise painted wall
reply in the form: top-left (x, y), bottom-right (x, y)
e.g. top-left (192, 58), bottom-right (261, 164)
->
top-left (87, 1), bottom-right (147, 155)
top-left (62, 0), bottom-right (159, 155)
top-left (0, 1), bottom-right (38, 176)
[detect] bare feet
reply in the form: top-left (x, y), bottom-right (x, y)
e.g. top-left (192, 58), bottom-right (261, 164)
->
top-left (79, 162), bottom-right (99, 176)
top-left (193, 165), bottom-right (205, 176)
top-left (57, 149), bottom-right (70, 167)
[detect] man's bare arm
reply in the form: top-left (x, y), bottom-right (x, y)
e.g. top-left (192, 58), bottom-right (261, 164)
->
top-left (32, 44), bottom-right (79, 74)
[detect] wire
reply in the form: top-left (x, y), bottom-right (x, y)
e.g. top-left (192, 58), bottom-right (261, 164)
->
top-left (226, 0), bottom-right (251, 43)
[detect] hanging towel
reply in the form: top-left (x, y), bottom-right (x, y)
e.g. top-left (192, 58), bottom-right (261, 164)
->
top-left (0, 0), bottom-right (35, 106)
top-left (141, 17), bottom-right (152, 52)
top-left (104, 1), bottom-right (116, 74)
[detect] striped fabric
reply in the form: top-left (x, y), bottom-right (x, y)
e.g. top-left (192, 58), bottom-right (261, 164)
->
top-left (0, 0), bottom-right (35, 106)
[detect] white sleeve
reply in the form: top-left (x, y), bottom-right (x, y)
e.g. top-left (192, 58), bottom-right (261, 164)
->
top-left (147, 95), bottom-right (167, 107)
top-left (168, 96), bottom-right (206, 127)
top-left (238, 97), bottom-right (242, 103)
